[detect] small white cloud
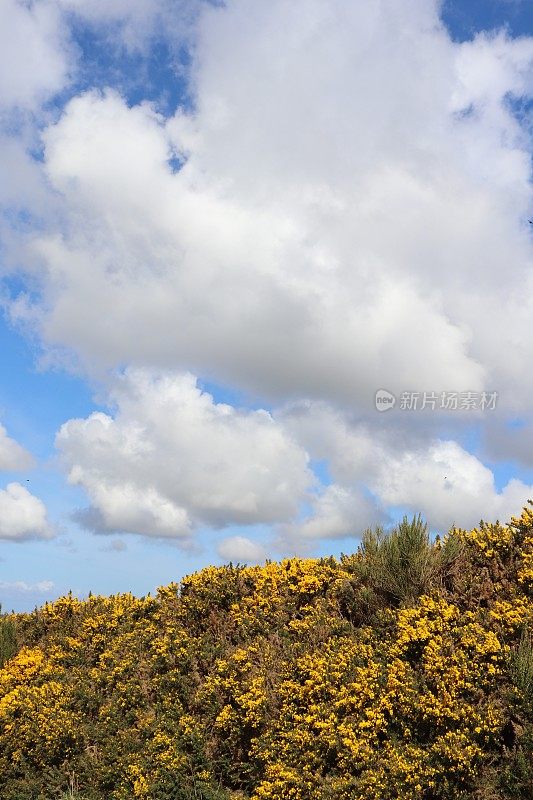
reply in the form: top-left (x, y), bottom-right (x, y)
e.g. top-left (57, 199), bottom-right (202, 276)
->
top-left (0, 579), bottom-right (54, 593)
top-left (0, 425), bottom-right (35, 472)
top-left (279, 484), bottom-right (385, 552)
top-left (217, 535), bottom-right (266, 564)
top-left (35, 580), bottom-right (54, 592)
top-left (0, 483), bottom-right (53, 541)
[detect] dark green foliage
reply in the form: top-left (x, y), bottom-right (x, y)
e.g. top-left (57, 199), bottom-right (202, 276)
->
top-left (347, 515), bottom-right (465, 608)
top-left (511, 627), bottom-right (533, 712)
top-left (497, 725), bottom-right (533, 798)
top-left (0, 605), bottom-right (17, 667)
top-left (358, 515), bottom-right (435, 603)
top-left (150, 774), bottom-right (232, 800)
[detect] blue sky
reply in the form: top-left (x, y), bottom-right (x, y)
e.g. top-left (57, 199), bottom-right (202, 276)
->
top-left (1, 0), bottom-right (533, 611)
top-left (443, 0), bottom-right (533, 41)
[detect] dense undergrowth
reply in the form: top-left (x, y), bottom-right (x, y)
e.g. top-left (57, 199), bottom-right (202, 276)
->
top-left (0, 505), bottom-right (532, 800)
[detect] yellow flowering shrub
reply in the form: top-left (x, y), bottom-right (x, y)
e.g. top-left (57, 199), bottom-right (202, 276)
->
top-left (0, 505), bottom-right (531, 799)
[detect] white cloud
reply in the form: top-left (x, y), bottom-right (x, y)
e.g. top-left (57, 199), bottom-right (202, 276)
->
top-left (0, 482), bottom-right (53, 541)
top-left (0, 0), bottom-right (71, 111)
top-left (14, 0), bottom-right (529, 419)
top-left (217, 535), bottom-right (266, 563)
top-left (2, 0), bottom-right (533, 552)
top-left (0, 134), bottom-right (52, 214)
top-left (0, 1), bottom-right (72, 270)
top-left (277, 483), bottom-right (385, 553)
top-left (0, 579), bottom-right (54, 593)
top-left (374, 439), bottom-right (533, 531)
top-left (453, 30), bottom-right (533, 110)
top-left (280, 401), bottom-right (533, 534)
top-left (56, 369), bottom-right (313, 541)
top-left (0, 424), bottom-right (34, 471)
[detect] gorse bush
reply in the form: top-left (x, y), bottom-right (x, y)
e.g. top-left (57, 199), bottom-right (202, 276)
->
top-left (0, 504), bottom-right (532, 800)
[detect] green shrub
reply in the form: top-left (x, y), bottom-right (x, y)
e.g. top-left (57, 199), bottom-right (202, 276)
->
top-left (358, 515), bottom-right (437, 604)
top-left (511, 627), bottom-right (533, 712)
top-left (0, 605), bottom-right (17, 667)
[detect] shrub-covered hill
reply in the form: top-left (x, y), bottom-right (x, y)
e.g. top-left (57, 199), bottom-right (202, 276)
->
top-left (0, 507), bottom-right (532, 800)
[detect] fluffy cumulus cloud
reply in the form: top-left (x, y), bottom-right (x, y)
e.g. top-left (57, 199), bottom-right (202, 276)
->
top-left (56, 369), bottom-right (313, 541)
top-left (17, 0), bottom-right (531, 416)
top-left (280, 402), bottom-right (533, 534)
top-left (53, 370), bottom-right (533, 547)
top-left (217, 535), bottom-right (267, 564)
top-left (372, 440), bottom-right (533, 531)
top-left (2, 0), bottom-right (533, 552)
top-left (0, 482), bottom-right (53, 541)
top-left (0, 426), bottom-right (52, 542)
top-left (0, 424), bottom-right (34, 471)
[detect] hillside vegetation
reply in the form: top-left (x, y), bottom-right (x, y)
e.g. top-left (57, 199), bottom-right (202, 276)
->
top-left (0, 505), bottom-right (532, 800)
